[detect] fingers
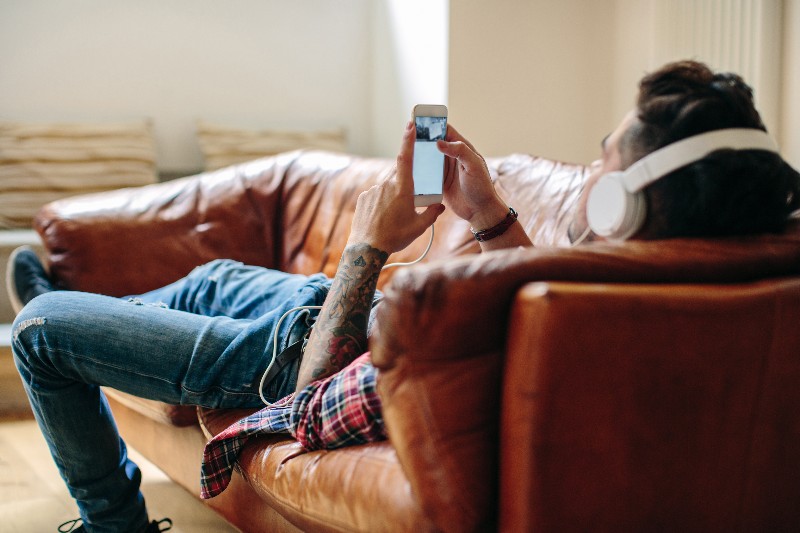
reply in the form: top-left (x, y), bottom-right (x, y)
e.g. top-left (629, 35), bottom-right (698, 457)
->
top-left (437, 137), bottom-right (486, 176)
top-left (402, 203), bottom-right (446, 249)
top-left (395, 121), bottom-right (416, 193)
top-left (445, 124), bottom-right (478, 153)
top-left (418, 203), bottom-right (446, 229)
top-left (439, 124), bottom-right (485, 173)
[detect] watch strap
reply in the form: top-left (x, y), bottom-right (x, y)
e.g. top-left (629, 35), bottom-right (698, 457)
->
top-left (471, 207), bottom-right (519, 242)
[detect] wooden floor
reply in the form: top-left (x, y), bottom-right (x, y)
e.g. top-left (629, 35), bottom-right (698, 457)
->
top-left (0, 418), bottom-right (241, 533)
top-left (0, 348), bottom-right (240, 533)
top-left (0, 238), bottom-right (233, 531)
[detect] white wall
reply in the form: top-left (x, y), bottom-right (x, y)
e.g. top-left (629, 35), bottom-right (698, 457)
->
top-left (610, 0), bottom-right (655, 128)
top-left (370, 0), bottom-right (449, 158)
top-left (0, 0), bottom-right (373, 172)
top-left (611, 0), bottom-right (797, 169)
top-left (0, 0), bottom-right (449, 170)
top-left (448, 0), bottom-right (798, 168)
top-left (1, 1), bottom-right (795, 171)
top-left (448, 1), bottom-right (617, 164)
top-left (782, 0), bottom-right (800, 169)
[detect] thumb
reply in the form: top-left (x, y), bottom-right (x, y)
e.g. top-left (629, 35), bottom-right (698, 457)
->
top-left (417, 203), bottom-right (446, 229)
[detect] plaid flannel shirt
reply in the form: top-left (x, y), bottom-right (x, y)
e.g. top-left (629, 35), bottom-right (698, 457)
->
top-left (200, 352), bottom-right (384, 499)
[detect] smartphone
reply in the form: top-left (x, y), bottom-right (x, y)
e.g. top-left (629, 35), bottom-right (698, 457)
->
top-left (412, 104), bottom-right (448, 207)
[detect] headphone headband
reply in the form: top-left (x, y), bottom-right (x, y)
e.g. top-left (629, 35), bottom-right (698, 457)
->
top-left (586, 127), bottom-right (780, 241)
top-left (622, 128), bottom-right (779, 192)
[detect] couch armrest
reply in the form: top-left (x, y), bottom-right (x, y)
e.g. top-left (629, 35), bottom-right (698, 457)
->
top-left (500, 280), bottom-right (800, 531)
top-left (34, 153), bottom-right (301, 295)
top-left (371, 230), bottom-right (800, 533)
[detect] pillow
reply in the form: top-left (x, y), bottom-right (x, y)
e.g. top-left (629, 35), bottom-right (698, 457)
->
top-left (0, 120), bottom-right (157, 229)
top-left (196, 120), bottom-right (347, 171)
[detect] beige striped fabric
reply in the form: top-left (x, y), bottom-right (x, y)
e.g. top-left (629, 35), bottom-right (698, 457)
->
top-left (197, 120), bottom-right (346, 171)
top-left (0, 120), bottom-right (157, 229)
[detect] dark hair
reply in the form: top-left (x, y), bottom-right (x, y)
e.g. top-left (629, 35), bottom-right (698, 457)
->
top-left (621, 60), bottom-right (800, 238)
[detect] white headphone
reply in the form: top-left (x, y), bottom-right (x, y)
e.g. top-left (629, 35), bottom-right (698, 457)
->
top-left (585, 128), bottom-right (779, 241)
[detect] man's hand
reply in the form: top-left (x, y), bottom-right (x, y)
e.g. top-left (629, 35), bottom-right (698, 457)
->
top-left (436, 124), bottom-right (532, 250)
top-left (348, 121), bottom-right (445, 253)
top-left (437, 124), bottom-right (508, 230)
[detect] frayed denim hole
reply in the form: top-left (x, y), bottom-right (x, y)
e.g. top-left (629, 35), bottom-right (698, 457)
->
top-left (126, 298), bottom-right (169, 309)
top-left (12, 317), bottom-right (46, 343)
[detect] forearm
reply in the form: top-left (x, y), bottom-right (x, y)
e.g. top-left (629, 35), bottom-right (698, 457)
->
top-left (295, 242), bottom-right (388, 393)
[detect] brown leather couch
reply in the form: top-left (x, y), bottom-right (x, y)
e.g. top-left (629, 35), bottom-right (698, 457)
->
top-left (34, 149), bottom-right (800, 532)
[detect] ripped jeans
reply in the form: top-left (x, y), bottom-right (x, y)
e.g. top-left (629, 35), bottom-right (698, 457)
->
top-left (11, 260), bottom-right (332, 533)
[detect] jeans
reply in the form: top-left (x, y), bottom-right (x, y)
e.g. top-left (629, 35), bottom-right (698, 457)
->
top-left (11, 260), bottom-right (331, 533)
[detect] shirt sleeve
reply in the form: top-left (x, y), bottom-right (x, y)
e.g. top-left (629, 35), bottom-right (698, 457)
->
top-left (290, 352), bottom-right (386, 451)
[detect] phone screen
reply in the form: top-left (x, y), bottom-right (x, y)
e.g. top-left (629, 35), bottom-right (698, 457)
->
top-left (413, 115), bottom-right (447, 196)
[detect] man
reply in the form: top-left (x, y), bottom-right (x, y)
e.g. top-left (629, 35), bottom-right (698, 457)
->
top-left (8, 60), bottom-right (800, 532)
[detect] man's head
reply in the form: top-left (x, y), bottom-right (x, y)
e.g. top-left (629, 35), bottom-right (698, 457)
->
top-left (571, 60), bottom-right (800, 243)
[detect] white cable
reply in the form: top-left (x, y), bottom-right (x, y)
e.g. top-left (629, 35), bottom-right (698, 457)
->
top-left (383, 223), bottom-right (435, 269)
top-left (259, 304), bottom-right (323, 406)
top-left (258, 223), bottom-right (436, 406)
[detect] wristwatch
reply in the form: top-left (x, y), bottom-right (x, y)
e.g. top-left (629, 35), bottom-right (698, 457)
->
top-left (470, 207), bottom-right (518, 242)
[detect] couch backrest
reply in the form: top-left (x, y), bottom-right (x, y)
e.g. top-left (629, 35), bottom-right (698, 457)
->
top-left (276, 151), bottom-right (587, 289)
top-left (36, 152), bottom-right (301, 295)
top-left (34, 149), bottom-right (586, 294)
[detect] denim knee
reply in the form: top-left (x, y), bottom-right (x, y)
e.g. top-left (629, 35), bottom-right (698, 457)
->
top-left (12, 290), bottom-right (60, 336)
top-left (10, 292), bottom-right (55, 380)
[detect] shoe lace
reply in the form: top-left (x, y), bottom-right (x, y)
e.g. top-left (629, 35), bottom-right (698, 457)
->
top-left (58, 518), bottom-right (83, 532)
top-left (57, 517), bottom-right (172, 532)
top-left (151, 518), bottom-right (173, 532)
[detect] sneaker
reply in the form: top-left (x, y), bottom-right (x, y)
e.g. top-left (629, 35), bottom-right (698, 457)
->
top-left (5, 245), bottom-right (55, 314)
top-left (58, 517), bottom-right (173, 532)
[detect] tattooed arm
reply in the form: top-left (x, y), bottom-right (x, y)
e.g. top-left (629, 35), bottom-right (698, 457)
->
top-left (294, 121), bottom-right (445, 393)
top-left (295, 243), bottom-right (388, 391)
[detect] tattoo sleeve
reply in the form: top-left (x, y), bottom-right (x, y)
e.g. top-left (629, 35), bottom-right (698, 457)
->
top-left (295, 243), bottom-right (389, 392)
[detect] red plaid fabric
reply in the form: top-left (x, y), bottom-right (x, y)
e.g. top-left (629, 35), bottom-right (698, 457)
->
top-left (199, 352), bottom-right (384, 499)
top-left (293, 352), bottom-right (385, 450)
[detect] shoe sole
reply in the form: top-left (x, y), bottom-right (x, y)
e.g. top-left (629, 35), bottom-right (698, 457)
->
top-left (5, 245), bottom-right (34, 315)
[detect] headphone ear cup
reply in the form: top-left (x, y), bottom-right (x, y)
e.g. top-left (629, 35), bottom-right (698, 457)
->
top-left (586, 171), bottom-right (647, 240)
